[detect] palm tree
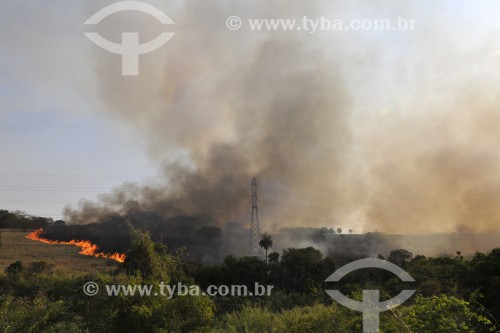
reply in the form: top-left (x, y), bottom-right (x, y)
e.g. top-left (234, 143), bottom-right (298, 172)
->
top-left (259, 233), bottom-right (273, 264)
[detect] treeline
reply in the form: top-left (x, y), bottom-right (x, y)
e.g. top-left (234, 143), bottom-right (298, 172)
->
top-left (193, 247), bottom-right (500, 324)
top-left (194, 247), bottom-right (335, 296)
top-left (0, 232), bottom-right (499, 332)
top-left (0, 209), bottom-right (55, 230)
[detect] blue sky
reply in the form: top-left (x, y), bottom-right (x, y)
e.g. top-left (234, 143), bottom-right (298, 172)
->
top-left (0, 98), bottom-right (156, 219)
top-left (0, 1), bottom-right (158, 219)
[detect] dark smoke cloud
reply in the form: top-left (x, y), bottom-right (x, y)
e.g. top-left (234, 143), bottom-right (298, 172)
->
top-left (68, 2), bottom-right (350, 224)
top-left (63, 1), bottom-right (500, 257)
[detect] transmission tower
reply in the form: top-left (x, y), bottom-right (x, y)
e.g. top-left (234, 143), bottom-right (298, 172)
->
top-left (248, 177), bottom-right (263, 259)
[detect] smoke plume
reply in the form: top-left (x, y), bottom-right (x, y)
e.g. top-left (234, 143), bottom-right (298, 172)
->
top-left (63, 1), bottom-right (500, 257)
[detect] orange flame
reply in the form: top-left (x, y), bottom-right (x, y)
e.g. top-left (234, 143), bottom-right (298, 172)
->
top-left (26, 229), bottom-right (126, 263)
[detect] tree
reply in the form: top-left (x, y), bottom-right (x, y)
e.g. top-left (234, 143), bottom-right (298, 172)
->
top-left (337, 228), bottom-right (342, 234)
top-left (396, 295), bottom-right (497, 333)
top-left (5, 261), bottom-right (23, 278)
top-left (268, 252), bottom-right (280, 264)
top-left (221, 255), bottom-right (267, 287)
top-left (123, 232), bottom-right (169, 281)
top-left (466, 248), bottom-right (500, 322)
top-left (259, 233), bottom-right (273, 264)
top-left (387, 249), bottom-right (413, 268)
top-left (281, 247), bottom-right (326, 293)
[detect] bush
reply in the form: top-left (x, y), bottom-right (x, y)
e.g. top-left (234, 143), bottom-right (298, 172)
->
top-left (394, 295), bottom-right (498, 333)
top-left (210, 295), bottom-right (499, 333)
top-left (210, 304), bottom-right (360, 333)
top-left (0, 293), bottom-right (88, 333)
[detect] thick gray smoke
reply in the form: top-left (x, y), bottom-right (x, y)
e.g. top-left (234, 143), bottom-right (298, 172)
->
top-left (66, 1), bottom-right (351, 226)
top-left (64, 1), bottom-right (500, 257)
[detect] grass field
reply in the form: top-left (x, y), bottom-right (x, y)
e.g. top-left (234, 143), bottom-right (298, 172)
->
top-left (0, 229), bottom-right (119, 275)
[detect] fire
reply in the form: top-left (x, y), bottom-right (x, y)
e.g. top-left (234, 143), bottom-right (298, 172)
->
top-left (26, 229), bottom-right (126, 263)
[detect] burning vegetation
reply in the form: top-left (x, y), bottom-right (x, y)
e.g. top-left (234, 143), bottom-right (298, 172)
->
top-left (26, 228), bottom-right (126, 263)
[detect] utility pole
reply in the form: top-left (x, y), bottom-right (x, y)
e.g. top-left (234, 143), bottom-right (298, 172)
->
top-left (248, 177), bottom-right (262, 259)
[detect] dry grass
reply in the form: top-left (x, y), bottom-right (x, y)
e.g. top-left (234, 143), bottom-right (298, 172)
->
top-left (0, 229), bottom-right (118, 275)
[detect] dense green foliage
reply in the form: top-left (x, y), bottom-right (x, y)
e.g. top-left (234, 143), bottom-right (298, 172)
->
top-left (195, 246), bottom-right (335, 297)
top-left (209, 296), bottom-right (497, 333)
top-left (0, 231), bottom-right (499, 332)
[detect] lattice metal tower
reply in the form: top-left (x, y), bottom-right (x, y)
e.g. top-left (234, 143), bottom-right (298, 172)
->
top-left (248, 177), bottom-right (263, 258)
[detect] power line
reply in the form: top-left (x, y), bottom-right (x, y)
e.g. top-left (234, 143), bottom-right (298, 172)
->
top-left (262, 188), bottom-right (458, 218)
top-left (0, 171), bottom-right (154, 178)
top-left (0, 182), bottom-right (482, 230)
top-left (0, 184), bottom-right (461, 219)
top-left (260, 199), bottom-right (457, 224)
top-left (0, 185), bottom-right (244, 193)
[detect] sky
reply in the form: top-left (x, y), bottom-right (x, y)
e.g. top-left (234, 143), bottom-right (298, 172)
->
top-left (0, 1), bottom-right (158, 219)
top-left (2, 1), bottom-right (500, 234)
